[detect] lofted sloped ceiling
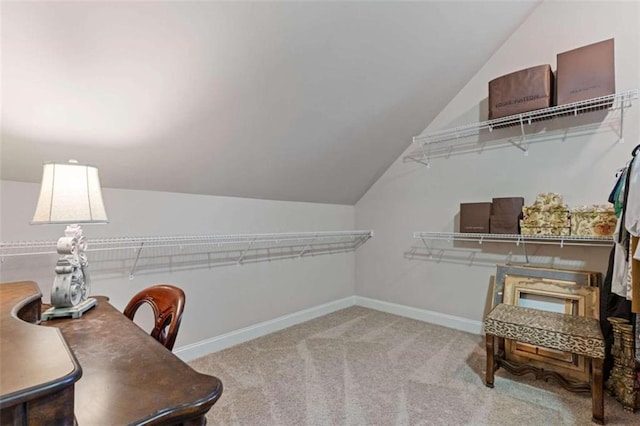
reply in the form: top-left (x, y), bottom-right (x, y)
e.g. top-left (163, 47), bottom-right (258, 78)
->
top-left (1, 1), bottom-right (539, 205)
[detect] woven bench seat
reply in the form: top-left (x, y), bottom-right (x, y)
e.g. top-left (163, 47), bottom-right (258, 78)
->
top-left (484, 304), bottom-right (605, 359)
top-left (484, 303), bottom-right (606, 424)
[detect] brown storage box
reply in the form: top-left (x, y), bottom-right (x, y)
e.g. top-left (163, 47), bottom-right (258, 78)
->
top-left (488, 65), bottom-right (554, 119)
top-left (492, 197), bottom-right (524, 215)
top-left (490, 214), bottom-right (519, 234)
top-left (556, 38), bottom-right (615, 105)
top-left (460, 202), bottom-right (492, 233)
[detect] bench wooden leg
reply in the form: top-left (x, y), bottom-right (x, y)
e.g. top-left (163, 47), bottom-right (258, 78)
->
top-left (592, 357), bottom-right (604, 424)
top-left (486, 333), bottom-right (495, 388)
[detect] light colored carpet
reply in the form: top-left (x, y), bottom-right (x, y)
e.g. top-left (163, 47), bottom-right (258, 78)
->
top-left (188, 306), bottom-right (638, 425)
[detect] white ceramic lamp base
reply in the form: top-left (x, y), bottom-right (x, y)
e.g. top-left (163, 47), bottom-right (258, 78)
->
top-left (41, 297), bottom-right (97, 321)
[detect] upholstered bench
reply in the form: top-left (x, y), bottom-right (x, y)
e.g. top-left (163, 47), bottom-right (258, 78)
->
top-left (484, 303), bottom-right (606, 424)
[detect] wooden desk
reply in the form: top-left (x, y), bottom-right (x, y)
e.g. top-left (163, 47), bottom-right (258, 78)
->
top-left (0, 281), bottom-right (223, 425)
top-left (0, 281), bottom-right (81, 425)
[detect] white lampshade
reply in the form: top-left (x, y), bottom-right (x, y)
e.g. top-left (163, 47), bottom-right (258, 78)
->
top-left (32, 162), bottom-right (108, 224)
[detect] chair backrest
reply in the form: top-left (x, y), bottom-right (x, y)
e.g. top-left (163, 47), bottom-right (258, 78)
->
top-left (123, 284), bottom-right (186, 351)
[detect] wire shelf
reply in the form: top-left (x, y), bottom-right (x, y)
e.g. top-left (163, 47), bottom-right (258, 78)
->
top-left (0, 230), bottom-right (373, 257)
top-left (0, 230), bottom-right (373, 279)
top-left (413, 89), bottom-right (638, 146)
top-left (413, 232), bottom-right (613, 248)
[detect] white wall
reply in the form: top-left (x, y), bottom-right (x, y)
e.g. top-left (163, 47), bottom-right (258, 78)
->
top-left (0, 181), bottom-right (355, 349)
top-left (355, 1), bottom-right (640, 322)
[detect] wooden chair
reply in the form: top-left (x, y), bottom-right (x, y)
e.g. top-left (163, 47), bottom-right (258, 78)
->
top-left (123, 284), bottom-right (186, 351)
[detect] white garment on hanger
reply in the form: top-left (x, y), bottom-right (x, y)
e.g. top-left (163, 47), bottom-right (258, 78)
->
top-left (625, 155), bottom-right (640, 236)
top-left (612, 242), bottom-right (630, 297)
top-left (612, 217), bottom-right (630, 297)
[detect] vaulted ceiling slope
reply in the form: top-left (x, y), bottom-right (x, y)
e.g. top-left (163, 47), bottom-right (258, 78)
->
top-left (1, 1), bottom-right (539, 205)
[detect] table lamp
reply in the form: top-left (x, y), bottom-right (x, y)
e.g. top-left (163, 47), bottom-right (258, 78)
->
top-left (31, 160), bottom-right (108, 320)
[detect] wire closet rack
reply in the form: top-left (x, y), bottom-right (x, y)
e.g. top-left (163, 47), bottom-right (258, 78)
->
top-left (408, 89), bottom-right (638, 166)
top-left (1, 230), bottom-right (373, 279)
top-left (411, 232), bottom-right (613, 265)
top-left (414, 232), bottom-right (613, 248)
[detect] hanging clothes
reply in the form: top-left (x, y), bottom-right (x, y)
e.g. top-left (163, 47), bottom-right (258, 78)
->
top-left (611, 145), bottom-right (640, 304)
top-left (611, 231), bottom-right (629, 296)
top-left (625, 145), bottom-right (640, 236)
top-left (609, 165), bottom-right (628, 217)
top-left (608, 145), bottom-right (640, 363)
top-left (600, 245), bottom-right (632, 380)
top-left (632, 236), bottom-right (640, 313)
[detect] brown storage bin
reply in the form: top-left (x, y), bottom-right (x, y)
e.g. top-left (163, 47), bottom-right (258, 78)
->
top-left (460, 202), bottom-right (492, 233)
top-left (488, 65), bottom-right (554, 120)
top-left (556, 38), bottom-right (615, 105)
top-left (490, 214), bottom-right (519, 234)
top-left (492, 197), bottom-right (524, 215)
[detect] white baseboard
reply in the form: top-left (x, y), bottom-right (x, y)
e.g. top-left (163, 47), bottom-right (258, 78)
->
top-left (174, 296), bottom-right (357, 362)
top-left (175, 295), bottom-right (482, 362)
top-left (355, 296), bottom-right (483, 335)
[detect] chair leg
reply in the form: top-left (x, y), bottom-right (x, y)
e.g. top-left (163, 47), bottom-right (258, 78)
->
top-left (486, 333), bottom-right (495, 388)
top-left (592, 357), bottom-right (604, 424)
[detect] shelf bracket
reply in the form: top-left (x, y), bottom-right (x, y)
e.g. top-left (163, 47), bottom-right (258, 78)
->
top-left (237, 239), bottom-right (255, 264)
top-left (129, 242), bottom-right (145, 280)
top-left (298, 238), bottom-right (316, 258)
top-left (507, 115), bottom-right (529, 155)
top-left (420, 237), bottom-right (433, 258)
top-left (619, 99), bottom-right (625, 143)
top-left (446, 145), bottom-right (454, 159)
top-left (514, 235), bottom-right (529, 263)
top-left (417, 140), bottom-right (430, 168)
